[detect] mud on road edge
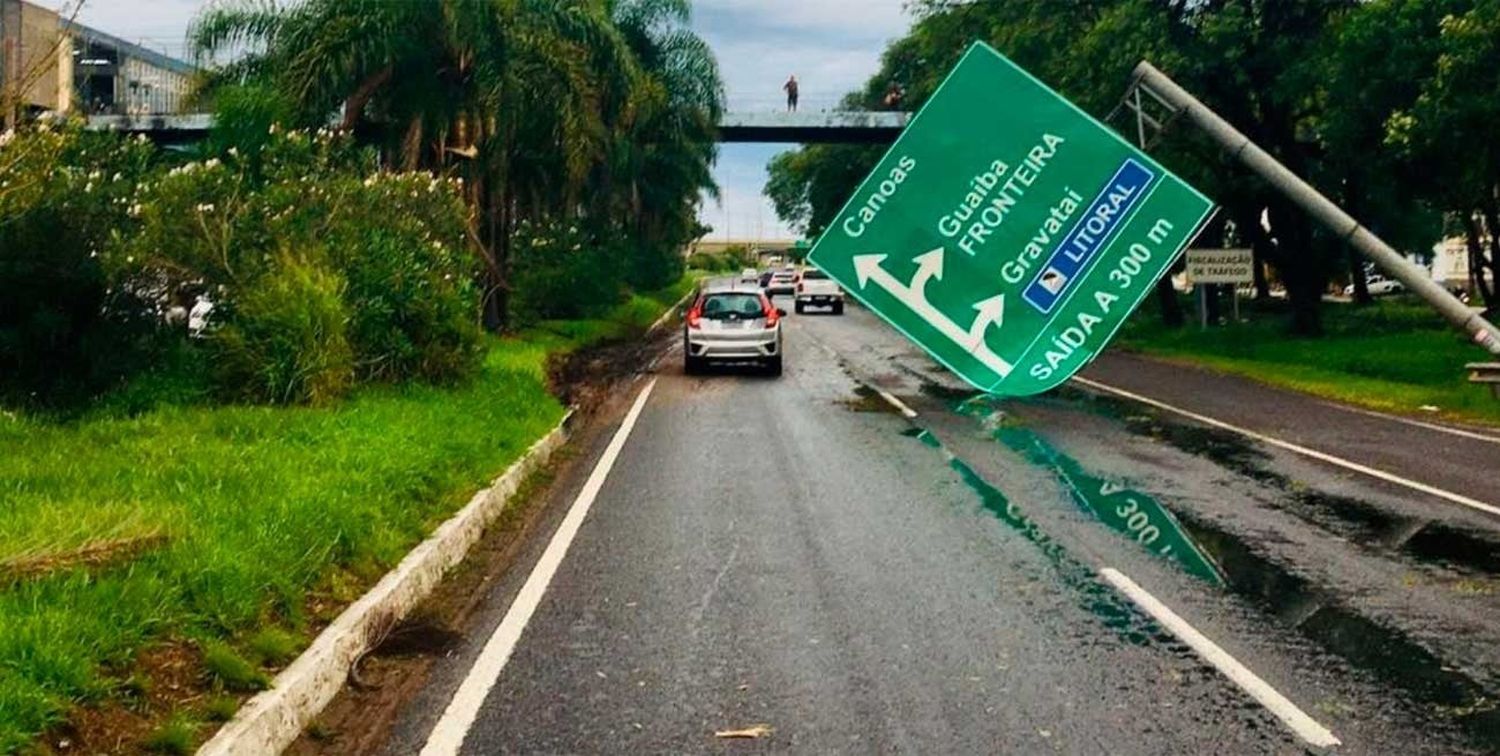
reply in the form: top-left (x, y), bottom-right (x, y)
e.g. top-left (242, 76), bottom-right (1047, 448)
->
top-left (286, 330), bottom-right (677, 754)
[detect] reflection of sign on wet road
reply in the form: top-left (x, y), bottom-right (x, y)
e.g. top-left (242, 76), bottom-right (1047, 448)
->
top-left (995, 426), bottom-right (1224, 585)
top-left (807, 42), bottom-right (1213, 396)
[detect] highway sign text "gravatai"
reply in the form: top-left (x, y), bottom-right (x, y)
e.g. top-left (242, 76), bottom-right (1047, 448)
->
top-left (807, 42), bottom-right (1214, 395)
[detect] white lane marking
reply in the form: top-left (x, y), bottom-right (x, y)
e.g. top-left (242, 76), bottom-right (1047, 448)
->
top-left (1315, 400), bottom-right (1500, 445)
top-left (1099, 568), bottom-right (1341, 748)
top-left (421, 379), bottom-right (658, 756)
top-left (876, 388), bottom-right (919, 419)
top-left (1074, 376), bottom-right (1500, 518)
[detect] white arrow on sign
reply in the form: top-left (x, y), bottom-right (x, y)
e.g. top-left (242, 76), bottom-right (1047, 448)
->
top-left (853, 248), bottom-right (1013, 379)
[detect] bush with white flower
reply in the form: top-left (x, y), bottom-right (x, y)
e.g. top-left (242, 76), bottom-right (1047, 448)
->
top-left (107, 127), bottom-right (480, 403)
top-left (0, 122), bottom-right (156, 402)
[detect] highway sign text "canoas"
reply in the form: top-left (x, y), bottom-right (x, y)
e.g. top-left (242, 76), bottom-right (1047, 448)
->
top-left (807, 42), bottom-right (1214, 395)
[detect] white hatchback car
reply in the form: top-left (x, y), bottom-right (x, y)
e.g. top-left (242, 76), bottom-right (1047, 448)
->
top-left (683, 285), bottom-right (784, 376)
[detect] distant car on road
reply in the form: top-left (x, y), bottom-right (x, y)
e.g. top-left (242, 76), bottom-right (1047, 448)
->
top-left (1343, 276), bottom-right (1406, 297)
top-left (740, 267), bottom-right (759, 284)
top-left (765, 269), bottom-right (797, 297)
top-left (795, 268), bottom-right (844, 314)
top-left (683, 285), bottom-right (785, 376)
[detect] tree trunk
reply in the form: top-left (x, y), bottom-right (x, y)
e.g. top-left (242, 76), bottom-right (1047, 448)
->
top-left (339, 66), bottom-right (394, 131)
top-left (493, 183), bottom-right (515, 331)
top-left (1154, 277), bottom-right (1185, 328)
top-left (477, 176), bottom-right (505, 333)
top-left (1269, 202), bottom-right (1323, 336)
top-left (1238, 208), bottom-right (1273, 300)
top-left (1464, 211), bottom-right (1488, 306)
top-left (1482, 201), bottom-right (1500, 318)
top-left (1347, 248), bottom-right (1371, 305)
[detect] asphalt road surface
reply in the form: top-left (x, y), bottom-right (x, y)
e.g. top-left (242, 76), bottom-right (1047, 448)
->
top-left (374, 286), bottom-right (1500, 755)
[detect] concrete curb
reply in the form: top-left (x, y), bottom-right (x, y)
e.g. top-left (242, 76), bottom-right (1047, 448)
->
top-left (197, 414), bottom-right (573, 756)
top-left (645, 284), bottom-right (699, 335)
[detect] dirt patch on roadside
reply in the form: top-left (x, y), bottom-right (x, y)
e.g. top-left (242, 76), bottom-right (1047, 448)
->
top-left (41, 641), bottom-right (211, 754)
top-left (547, 325), bottom-right (677, 411)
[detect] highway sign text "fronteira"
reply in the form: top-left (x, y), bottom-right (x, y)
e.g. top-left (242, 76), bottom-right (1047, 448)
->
top-left (808, 42), bottom-right (1214, 395)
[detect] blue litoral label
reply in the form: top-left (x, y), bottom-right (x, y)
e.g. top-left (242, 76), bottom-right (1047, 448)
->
top-left (1023, 158), bottom-right (1156, 314)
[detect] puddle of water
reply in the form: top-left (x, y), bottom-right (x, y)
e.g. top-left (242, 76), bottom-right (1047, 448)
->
top-left (951, 397), bottom-right (1225, 587)
top-left (1178, 512), bottom-right (1500, 750)
top-left (952, 390), bottom-right (1500, 748)
top-left (843, 385), bottom-right (897, 413)
top-left (1067, 389), bottom-right (1500, 580)
top-left (901, 428), bottom-right (1162, 646)
top-left (996, 426), bottom-right (1225, 587)
top-left (920, 382), bottom-right (977, 403)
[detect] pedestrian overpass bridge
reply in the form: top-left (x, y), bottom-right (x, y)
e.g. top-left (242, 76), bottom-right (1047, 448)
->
top-left (86, 110), bottom-right (912, 145)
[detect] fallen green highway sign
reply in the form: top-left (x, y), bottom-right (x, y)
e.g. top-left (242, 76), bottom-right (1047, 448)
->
top-left (807, 42), bottom-right (1214, 395)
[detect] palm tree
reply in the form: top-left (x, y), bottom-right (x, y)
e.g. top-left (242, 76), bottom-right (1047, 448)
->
top-left (189, 0), bottom-right (650, 329)
top-left (604, 0), bottom-right (724, 286)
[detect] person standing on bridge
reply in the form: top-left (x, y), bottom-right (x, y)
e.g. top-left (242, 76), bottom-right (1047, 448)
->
top-left (784, 75), bottom-right (799, 112)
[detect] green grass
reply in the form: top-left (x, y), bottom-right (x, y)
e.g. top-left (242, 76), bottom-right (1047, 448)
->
top-left (201, 642), bottom-right (267, 693)
top-left (141, 715), bottom-right (197, 755)
top-left (0, 277), bottom-right (690, 751)
top-left (1115, 296), bottom-right (1500, 425)
top-left (531, 273), bottom-right (700, 345)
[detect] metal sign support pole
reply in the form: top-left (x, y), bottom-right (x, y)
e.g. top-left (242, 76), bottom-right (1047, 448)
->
top-left (1130, 61), bottom-right (1500, 356)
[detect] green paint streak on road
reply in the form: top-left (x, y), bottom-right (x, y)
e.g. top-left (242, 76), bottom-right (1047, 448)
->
top-left (902, 428), bottom-right (1159, 644)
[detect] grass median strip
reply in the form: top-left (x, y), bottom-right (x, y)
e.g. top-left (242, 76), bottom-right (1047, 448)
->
top-left (1116, 297), bottom-right (1500, 426)
top-left (0, 277), bottom-right (690, 752)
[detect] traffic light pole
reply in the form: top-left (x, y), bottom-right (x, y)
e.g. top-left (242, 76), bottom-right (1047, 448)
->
top-left (1128, 60), bottom-right (1500, 356)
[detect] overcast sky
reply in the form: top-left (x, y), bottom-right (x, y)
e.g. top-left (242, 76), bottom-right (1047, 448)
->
top-left (59, 0), bottom-right (914, 240)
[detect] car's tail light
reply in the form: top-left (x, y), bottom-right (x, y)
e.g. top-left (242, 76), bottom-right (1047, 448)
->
top-left (686, 303), bottom-right (703, 329)
top-left (762, 296), bottom-right (779, 328)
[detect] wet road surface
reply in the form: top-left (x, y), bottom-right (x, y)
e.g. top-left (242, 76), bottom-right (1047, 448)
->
top-left (376, 296), bottom-right (1500, 754)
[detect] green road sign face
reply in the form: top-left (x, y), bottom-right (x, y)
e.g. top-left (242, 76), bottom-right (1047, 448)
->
top-left (807, 43), bottom-right (1214, 395)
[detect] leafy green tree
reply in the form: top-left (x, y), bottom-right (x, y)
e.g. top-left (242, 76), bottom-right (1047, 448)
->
top-left (189, 0), bottom-right (718, 329)
top-left (602, 0), bottom-right (724, 289)
top-left (1386, 0), bottom-right (1500, 313)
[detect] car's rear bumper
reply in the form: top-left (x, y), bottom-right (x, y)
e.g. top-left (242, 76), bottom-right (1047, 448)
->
top-left (686, 332), bottom-right (780, 360)
top-left (796, 294), bottom-right (843, 304)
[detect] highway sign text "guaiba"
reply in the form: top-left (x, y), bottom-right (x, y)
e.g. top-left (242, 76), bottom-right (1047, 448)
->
top-left (807, 42), bottom-right (1214, 395)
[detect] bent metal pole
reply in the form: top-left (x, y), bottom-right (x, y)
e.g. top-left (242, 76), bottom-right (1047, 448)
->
top-left (1131, 60), bottom-right (1500, 356)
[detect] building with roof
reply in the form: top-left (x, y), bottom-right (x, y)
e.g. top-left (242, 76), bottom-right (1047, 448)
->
top-left (1, 0), bottom-right (194, 126)
top-left (0, 0), bottom-right (69, 124)
top-left (67, 19), bottom-right (195, 116)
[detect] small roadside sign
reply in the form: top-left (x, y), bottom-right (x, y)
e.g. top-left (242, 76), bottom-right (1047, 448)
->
top-left (807, 42), bottom-right (1214, 395)
top-left (1185, 249), bottom-right (1254, 284)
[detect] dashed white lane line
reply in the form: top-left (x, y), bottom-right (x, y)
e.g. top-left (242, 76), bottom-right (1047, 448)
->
top-left (876, 388), bottom-right (919, 419)
top-left (1073, 375), bottom-right (1500, 519)
top-left (420, 379), bottom-right (658, 756)
top-left (1100, 568), bottom-right (1341, 748)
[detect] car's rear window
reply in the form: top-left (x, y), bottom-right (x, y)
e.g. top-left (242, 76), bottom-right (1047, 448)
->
top-left (773, 272), bottom-right (795, 280)
top-left (801, 269), bottom-right (827, 280)
top-left (699, 293), bottom-right (765, 319)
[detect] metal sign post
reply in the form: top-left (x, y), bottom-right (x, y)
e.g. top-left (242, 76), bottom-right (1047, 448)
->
top-left (1126, 61), bottom-right (1500, 356)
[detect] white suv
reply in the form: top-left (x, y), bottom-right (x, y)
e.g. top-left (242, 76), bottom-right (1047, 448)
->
top-left (795, 268), bottom-right (844, 314)
top-left (683, 285), bottom-right (785, 376)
